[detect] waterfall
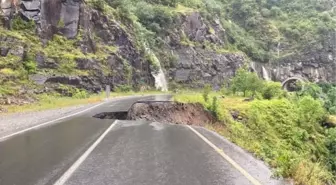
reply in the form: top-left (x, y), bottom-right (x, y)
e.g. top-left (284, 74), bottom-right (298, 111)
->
top-left (262, 66), bottom-right (271, 81)
top-left (144, 45), bottom-right (168, 91)
top-left (153, 67), bottom-right (168, 92)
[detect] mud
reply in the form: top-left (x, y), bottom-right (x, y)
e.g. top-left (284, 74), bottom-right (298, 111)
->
top-left (93, 101), bottom-right (216, 126)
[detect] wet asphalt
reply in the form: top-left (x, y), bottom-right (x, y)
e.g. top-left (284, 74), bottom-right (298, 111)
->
top-left (0, 95), bottom-right (289, 185)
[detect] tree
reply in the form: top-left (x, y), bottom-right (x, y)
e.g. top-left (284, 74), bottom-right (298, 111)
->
top-left (230, 68), bottom-right (264, 97)
top-left (261, 81), bottom-right (283, 99)
top-left (326, 87), bottom-right (336, 114)
top-left (203, 84), bottom-right (212, 102)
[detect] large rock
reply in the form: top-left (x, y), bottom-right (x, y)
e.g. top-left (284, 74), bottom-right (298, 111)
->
top-left (36, 54), bottom-right (59, 69)
top-left (46, 76), bottom-right (82, 85)
top-left (40, 0), bottom-right (81, 38)
top-left (59, 0), bottom-right (80, 38)
top-left (0, 0), bottom-right (12, 17)
top-left (170, 47), bottom-right (244, 87)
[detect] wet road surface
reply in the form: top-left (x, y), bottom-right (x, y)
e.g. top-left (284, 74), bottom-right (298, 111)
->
top-left (0, 95), bottom-right (288, 185)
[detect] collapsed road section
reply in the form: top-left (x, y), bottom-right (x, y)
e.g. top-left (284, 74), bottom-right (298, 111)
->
top-left (93, 101), bottom-right (216, 126)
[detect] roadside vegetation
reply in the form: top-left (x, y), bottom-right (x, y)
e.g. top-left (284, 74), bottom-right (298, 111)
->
top-left (174, 68), bottom-right (336, 185)
top-left (1, 90), bottom-right (165, 114)
top-left (100, 0), bottom-right (335, 62)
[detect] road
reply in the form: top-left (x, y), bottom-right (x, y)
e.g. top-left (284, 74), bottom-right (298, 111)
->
top-left (0, 95), bottom-right (288, 185)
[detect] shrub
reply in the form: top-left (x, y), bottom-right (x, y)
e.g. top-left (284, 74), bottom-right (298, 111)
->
top-left (325, 87), bottom-right (336, 114)
top-left (23, 60), bottom-right (37, 74)
top-left (73, 89), bottom-right (89, 99)
top-left (91, 0), bottom-right (105, 11)
top-left (326, 128), bottom-right (336, 173)
top-left (230, 68), bottom-right (264, 96)
top-left (261, 81), bottom-right (283, 100)
top-left (297, 96), bottom-right (327, 133)
top-left (210, 96), bottom-right (218, 118)
top-left (202, 84), bottom-right (212, 102)
top-left (115, 85), bottom-right (132, 92)
top-left (270, 6), bottom-right (282, 17)
top-left (12, 16), bottom-right (35, 30)
top-left (299, 83), bottom-right (324, 100)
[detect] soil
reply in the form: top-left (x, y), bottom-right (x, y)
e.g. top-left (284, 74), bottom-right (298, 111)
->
top-left (129, 102), bottom-right (216, 126)
top-left (93, 101), bottom-right (216, 126)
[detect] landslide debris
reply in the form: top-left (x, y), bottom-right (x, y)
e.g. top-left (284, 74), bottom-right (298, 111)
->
top-left (93, 101), bottom-right (216, 126)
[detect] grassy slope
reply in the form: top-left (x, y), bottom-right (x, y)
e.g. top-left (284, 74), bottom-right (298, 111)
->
top-left (107, 0), bottom-right (336, 63)
top-left (174, 92), bottom-right (336, 185)
top-left (1, 91), bottom-right (165, 114)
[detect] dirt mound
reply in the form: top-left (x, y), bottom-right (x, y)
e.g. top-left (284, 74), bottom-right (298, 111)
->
top-left (127, 102), bottom-right (215, 126)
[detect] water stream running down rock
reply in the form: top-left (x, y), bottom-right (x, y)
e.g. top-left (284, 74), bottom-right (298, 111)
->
top-left (153, 67), bottom-right (168, 91)
top-left (262, 66), bottom-right (271, 81)
top-left (144, 44), bottom-right (168, 91)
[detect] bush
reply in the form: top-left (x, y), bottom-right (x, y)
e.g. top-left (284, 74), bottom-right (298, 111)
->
top-left (261, 81), bottom-right (283, 100)
top-left (326, 128), bottom-right (336, 173)
top-left (115, 85), bottom-right (132, 92)
top-left (210, 96), bottom-right (218, 118)
top-left (12, 16), bottom-right (35, 30)
top-left (299, 83), bottom-right (324, 99)
top-left (73, 89), bottom-right (89, 99)
top-left (91, 0), bottom-right (105, 11)
top-left (325, 87), bottom-right (336, 114)
top-left (202, 84), bottom-right (212, 102)
top-left (230, 68), bottom-right (264, 97)
top-left (23, 60), bottom-right (37, 74)
top-left (297, 96), bottom-right (327, 134)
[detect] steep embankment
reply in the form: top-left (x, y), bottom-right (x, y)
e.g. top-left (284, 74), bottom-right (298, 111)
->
top-left (0, 0), bottom-right (246, 104)
top-left (0, 0), bottom-right (335, 105)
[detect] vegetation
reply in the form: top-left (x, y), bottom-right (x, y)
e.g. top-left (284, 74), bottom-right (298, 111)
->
top-left (1, 90), bottom-right (166, 114)
top-left (174, 68), bottom-right (336, 185)
top-left (102, 0), bottom-right (335, 62)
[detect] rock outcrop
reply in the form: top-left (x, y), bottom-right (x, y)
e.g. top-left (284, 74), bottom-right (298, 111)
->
top-left (251, 32), bottom-right (336, 84)
top-left (170, 47), bottom-right (244, 89)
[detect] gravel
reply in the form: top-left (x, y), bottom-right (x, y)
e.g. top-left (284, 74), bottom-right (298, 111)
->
top-left (0, 103), bottom-right (99, 139)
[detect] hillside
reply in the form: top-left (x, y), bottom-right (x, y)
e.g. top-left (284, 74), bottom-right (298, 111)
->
top-left (0, 0), bottom-right (335, 104)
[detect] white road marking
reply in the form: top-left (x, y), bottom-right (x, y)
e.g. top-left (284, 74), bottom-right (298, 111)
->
top-left (109, 103), bottom-right (116, 107)
top-left (54, 120), bottom-right (118, 185)
top-left (187, 125), bottom-right (263, 185)
top-left (0, 101), bottom-right (110, 142)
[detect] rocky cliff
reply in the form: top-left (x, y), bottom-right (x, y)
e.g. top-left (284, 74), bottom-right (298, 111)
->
top-left (0, 0), bottom-right (335, 104)
top-left (0, 0), bottom-right (246, 103)
top-left (251, 32), bottom-right (336, 84)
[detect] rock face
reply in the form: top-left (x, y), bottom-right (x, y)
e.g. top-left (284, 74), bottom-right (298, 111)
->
top-left (170, 47), bottom-right (244, 88)
top-left (20, 0), bottom-right (41, 21)
top-left (39, 0), bottom-right (80, 38)
top-left (251, 33), bottom-right (336, 84)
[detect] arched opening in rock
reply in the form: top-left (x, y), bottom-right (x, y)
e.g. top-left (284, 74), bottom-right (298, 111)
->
top-left (282, 77), bottom-right (306, 92)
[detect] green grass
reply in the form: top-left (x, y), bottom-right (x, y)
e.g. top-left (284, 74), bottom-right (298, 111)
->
top-left (174, 92), bottom-right (335, 185)
top-left (2, 91), bottom-right (167, 114)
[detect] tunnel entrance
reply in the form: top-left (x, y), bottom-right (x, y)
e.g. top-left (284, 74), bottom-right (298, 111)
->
top-left (92, 101), bottom-right (216, 126)
top-left (282, 77), bottom-right (306, 92)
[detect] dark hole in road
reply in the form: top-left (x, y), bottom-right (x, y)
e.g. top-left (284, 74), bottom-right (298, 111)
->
top-left (93, 111), bottom-right (128, 120)
top-left (92, 101), bottom-right (216, 126)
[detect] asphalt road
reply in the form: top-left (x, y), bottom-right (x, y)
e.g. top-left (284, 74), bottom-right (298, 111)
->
top-left (0, 95), bottom-right (289, 185)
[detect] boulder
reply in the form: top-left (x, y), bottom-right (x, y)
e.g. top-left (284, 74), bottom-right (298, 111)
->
top-left (9, 46), bottom-right (24, 58)
top-left (36, 54), bottom-right (59, 69)
top-left (21, 0), bottom-right (41, 11)
top-left (29, 74), bottom-right (48, 85)
top-left (0, 47), bottom-right (10, 56)
top-left (59, 0), bottom-right (81, 38)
